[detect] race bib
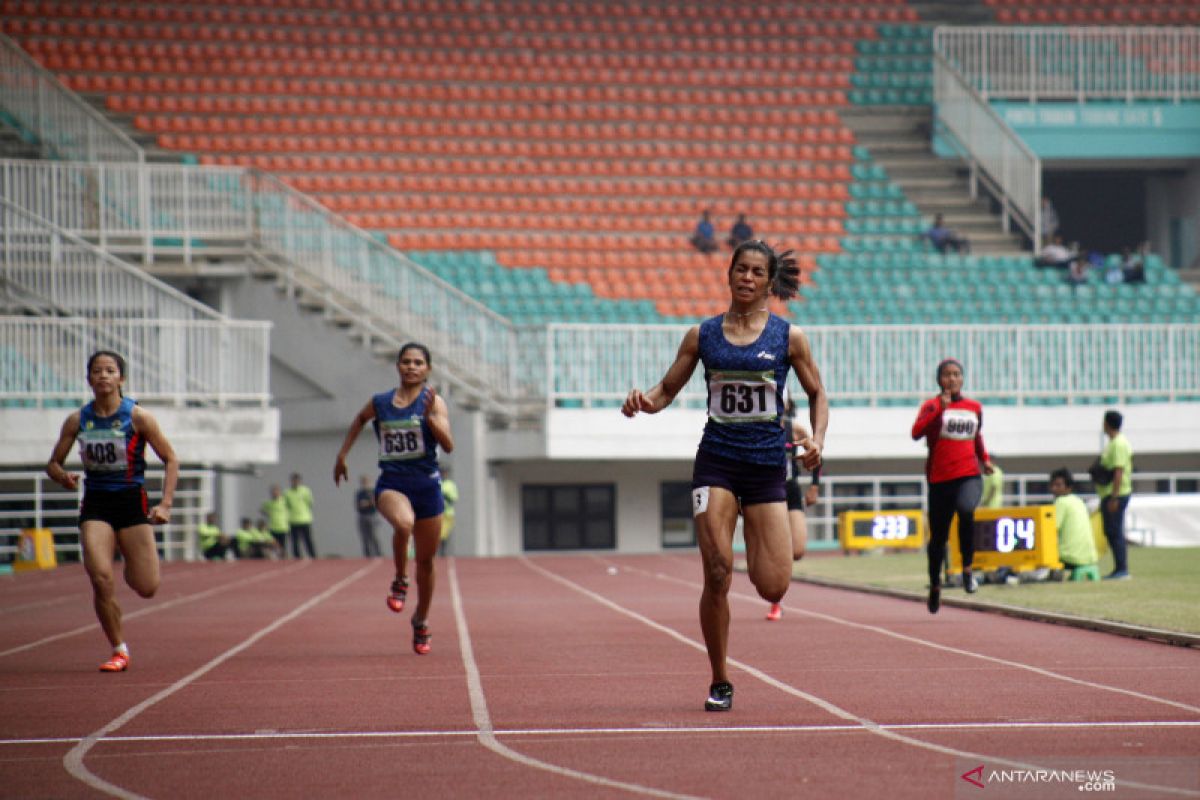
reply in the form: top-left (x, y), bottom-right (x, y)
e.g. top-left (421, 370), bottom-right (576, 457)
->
top-left (79, 427), bottom-right (129, 472)
top-left (379, 418), bottom-right (425, 461)
top-left (940, 408), bottom-right (978, 440)
top-left (707, 370), bottom-right (777, 424)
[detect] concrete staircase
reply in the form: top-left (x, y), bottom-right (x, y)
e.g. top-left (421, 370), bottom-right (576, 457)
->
top-left (841, 106), bottom-right (1028, 256)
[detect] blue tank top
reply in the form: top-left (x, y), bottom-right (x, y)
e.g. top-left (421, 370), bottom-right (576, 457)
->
top-left (78, 396), bottom-right (146, 491)
top-left (697, 314), bottom-right (791, 466)
top-left (371, 387), bottom-right (440, 478)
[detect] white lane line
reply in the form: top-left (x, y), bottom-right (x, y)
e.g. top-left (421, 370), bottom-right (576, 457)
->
top-left (0, 562), bottom-right (311, 659)
top-left (645, 565), bottom-right (1200, 716)
top-left (0, 564), bottom-right (222, 616)
top-left (6, 719), bottom-right (1200, 747)
top-left (448, 558), bottom-right (706, 800)
top-left (62, 561), bottom-right (377, 800)
top-left (523, 557), bottom-right (1200, 799)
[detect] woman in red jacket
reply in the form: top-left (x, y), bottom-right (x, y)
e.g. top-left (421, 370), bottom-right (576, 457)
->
top-left (912, 358), bottom-right (994, 613)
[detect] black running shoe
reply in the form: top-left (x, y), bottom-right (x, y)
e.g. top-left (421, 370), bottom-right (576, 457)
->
top-left (964, 570), bottom-right (979, 594)
top-left (927, 585), bottom-right (941, 614)
top-left (704, 681), bottom-right (733, 712)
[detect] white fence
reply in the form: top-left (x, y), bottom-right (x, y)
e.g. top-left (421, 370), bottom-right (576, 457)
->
top-left (933, 52), bottom-right (1042, 245)
top-left (541, 323), bottom-right (1200, 408)
top-left (0, 33), bottom-right (142, 163)
top-left (934, 26), bottom-right (1200, 103)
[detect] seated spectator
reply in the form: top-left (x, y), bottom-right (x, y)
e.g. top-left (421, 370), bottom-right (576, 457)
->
top-left (1121, 246), bottom-right (1146, 284)
top-left (236, 516), bottom-right (274, 559)
top-left (197, 512), bottom-right (232, 561)
top-left (690, 209), bottom-right (718, 254)
top-left (1034, 235), bottom-right (1074, 268)
top-left (1104, 256), bottom-right (1125, 285)
top-left (727, 213), bottom-right (754, 249)
top-left (1067, 254), bottom-right (1090, 287)
top-left (1049, 468), bottom-right (1099, 575)
top-left (926, 214), bottom-right (970, 254)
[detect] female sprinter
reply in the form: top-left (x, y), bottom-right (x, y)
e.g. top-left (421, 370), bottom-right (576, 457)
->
top-left (334, 343), bottom-right (453, 655)
top-left (911, 358), bottom-right (994, 613)
top-left (622, 240), bottom-right (828, 711)
top-left (766, 398), bottom-right (821, 622)
top-left (46, 350), bottom-right (179, 672)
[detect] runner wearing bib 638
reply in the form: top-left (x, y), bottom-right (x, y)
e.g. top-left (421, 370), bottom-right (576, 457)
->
top-left (334, 343), bottom-right (454, 656)
top-left (621, 240), bottom-right (829, 712)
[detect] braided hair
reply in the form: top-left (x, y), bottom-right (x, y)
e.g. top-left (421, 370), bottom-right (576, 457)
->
top-left (728, 240), bottom-right (801, 301)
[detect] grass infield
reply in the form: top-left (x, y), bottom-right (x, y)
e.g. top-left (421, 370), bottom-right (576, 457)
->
top-left (794, 546), bottom-right (1200, 636)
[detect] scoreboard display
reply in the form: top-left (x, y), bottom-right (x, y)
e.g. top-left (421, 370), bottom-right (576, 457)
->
top-left (947, 505), bottom-right (1060, 575)
top-left (838, 510), bottom-right (925, 552)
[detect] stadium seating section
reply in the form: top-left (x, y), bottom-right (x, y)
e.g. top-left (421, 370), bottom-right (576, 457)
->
top-left (2, 0), bottom-right (1197, 325)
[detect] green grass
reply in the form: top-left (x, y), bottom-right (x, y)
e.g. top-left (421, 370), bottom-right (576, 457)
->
top-left (794, 547), bottom-right (1200, 635)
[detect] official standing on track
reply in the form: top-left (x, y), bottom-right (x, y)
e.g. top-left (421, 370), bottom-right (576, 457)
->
top-left (622, 240), bottom-right (828, 711)
top-left (45, 350), bottom-right (179, 672)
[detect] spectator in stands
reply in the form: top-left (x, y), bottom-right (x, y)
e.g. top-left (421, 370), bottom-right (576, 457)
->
top-left (727, 213), bottom-right (754, 249)
top-left (1049, 468), bottom-right (1099, 577)
top-left (45, 350), bottom-right (179, 673)
top-left (261, 484), bottom-right (290, 557)
top-left (690, 209), bottom-right (718, 254)
top-left (334, 342), bottom-right (455, 656)
top-left (1095, 410), bottom-right (1133, 580)
top-left (285, 472), bottom-right (317, 558)
top-left (1040, 196), bottom-right (1059, 247)
top-left (621, 240), bottom-right (827, 711)
top-left (912, 358), bottom-right (994, 612)
top-left (926, 214), bottom-right (970, 254)
top-left (1067, 252), bottom-right (1090, 287)
top-left (355, 475), bottom-right (382, 558)
top-left (1121, 246), bottom-right (1146, 284)
top-left (980, 458), bottom-right (1004, 509)
top-left (198, 512), bottom-right (232, 561)
top-left (1034, 235), bottom-right (1074, 269)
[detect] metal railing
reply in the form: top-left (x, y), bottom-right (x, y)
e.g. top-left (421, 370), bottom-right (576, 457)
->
top-left (0, 468), bottom-right (212, 563)
top-left (540, 323), bottom-right (1200, 408)
top-left (0, 33), bottom-right (143, 163)
top-left (0, 158), bottom-right (521, 414)
top-left (933, 51), bottom-right (1042, 246)
top-left (933, 26), bottom-right (1200, 103)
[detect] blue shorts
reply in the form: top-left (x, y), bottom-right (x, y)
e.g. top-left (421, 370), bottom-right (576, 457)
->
top-left (376, 472), bottom-right (445, 521)
top-left (691, 448), bottom-right (786, 508)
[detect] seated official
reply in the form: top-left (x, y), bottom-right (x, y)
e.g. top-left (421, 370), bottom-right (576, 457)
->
top-left (1049, 468), bottom-right (1099, 572)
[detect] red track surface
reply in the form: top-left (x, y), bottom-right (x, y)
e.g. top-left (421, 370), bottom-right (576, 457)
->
top-left (2, 555), bottom-right (1198, 799)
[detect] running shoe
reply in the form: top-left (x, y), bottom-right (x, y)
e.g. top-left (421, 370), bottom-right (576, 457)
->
top-left (99, 652), bottom-right (129, 672)
top-left (927, 585), bottom-right (941, 614)
top-left (412, 619), bottom-right (431, 655)
top-left (1103, 570), bottom-right (1132, 581)
top-left (386, 578), bottom-right (408, 613)
top-left (766, 603), bottom-right (782, 622)
top-left (705, 681), bottom-right (733, 712)
top-left (964, 570), bottom-right (979, 594)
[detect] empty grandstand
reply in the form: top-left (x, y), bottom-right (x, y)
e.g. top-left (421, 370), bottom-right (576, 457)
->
top-left (1, 0), bottom-right (1198, 561)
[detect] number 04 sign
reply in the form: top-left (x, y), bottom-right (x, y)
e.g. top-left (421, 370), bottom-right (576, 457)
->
top-left (947, 505), bottom-right (1060, 576)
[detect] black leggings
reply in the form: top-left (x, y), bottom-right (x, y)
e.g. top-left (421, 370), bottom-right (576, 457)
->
top-left (927, 475), bottom-right (982, 587)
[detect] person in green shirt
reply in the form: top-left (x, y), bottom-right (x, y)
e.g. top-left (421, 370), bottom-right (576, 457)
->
top-left (261, 485), bottom-right (291, 557)
top-left (284, 472), bottom-right (317, 559)
top-left (1096, 410), bottom-right (1133, 580)
top-left (197, 512), bottom-right (231, 561)
top-left (439, 467), bottom-right (458, 557)
top-left (1049, 467), bottom-right (1098, 573)
top-left (979, 460), bottom-right (1005, 509)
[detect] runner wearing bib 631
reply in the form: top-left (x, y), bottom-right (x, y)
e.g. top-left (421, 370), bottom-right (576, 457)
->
top-left (334, 343), bottom-right (454, 656)
top-left (622, 240), bottom-right (829, 712)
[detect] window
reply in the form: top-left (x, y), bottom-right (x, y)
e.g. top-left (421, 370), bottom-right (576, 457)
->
top-left (660, 481), bottom-right (696, 548)
top-left (522, 484), bottom-right (615, 551)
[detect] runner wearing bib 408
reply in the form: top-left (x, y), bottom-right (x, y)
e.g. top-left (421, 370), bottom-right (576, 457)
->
top-left (621, 240), bottom-right (829, 713)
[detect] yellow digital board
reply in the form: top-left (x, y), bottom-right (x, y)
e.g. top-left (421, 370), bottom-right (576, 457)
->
top-left (838, 509), bottom-right (926, 552)
top-left (948, 505), bottom-right (1060, 575)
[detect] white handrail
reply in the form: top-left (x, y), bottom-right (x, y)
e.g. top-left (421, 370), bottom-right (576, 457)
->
top-left (933, 26), bottom-right (1200, 103)
top-left (0, 33), bottom-right (143, 163)
top-left (933, 50), bottom-right (1042, 246)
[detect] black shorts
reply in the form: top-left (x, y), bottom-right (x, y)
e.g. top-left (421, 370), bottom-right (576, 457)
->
top-left (691, 449), bottom-right (786, 508)
top-left (785, 478), bottom-right (806, 512)
top-left (79, 487), bottom-right (150, 531)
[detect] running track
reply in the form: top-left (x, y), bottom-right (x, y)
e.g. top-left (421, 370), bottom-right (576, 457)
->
top-left (1, 555), bottom-right (1197, 799)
